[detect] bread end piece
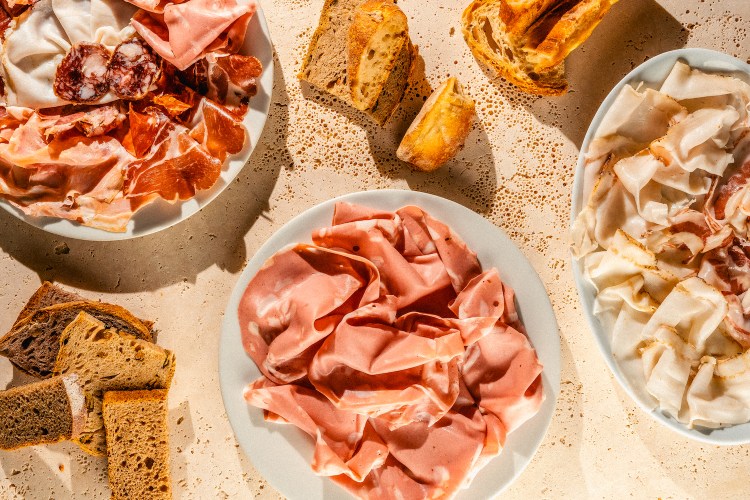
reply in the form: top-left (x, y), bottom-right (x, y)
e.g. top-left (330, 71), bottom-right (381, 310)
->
top-left (397, 77), bottom-right (476, 171)
top-left (103, 390), bottom-right (172, 500)
top-left (348, 0), bottom-right (409, 111)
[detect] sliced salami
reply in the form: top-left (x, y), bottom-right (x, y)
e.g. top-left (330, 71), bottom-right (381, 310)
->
top-left (107, 38), bottom-right (162, 100)
top-left (54, 43), bottom-right (111, 104)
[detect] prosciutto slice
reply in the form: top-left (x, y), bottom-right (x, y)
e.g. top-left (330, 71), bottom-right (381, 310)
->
top-left (241, 204), bottom-right (544, 499)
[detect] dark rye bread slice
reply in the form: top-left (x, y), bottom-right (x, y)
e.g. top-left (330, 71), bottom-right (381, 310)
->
top-left (13, 282), bottom-right (83, 325)
top-left (103, 390), bottom-right (172, 500)
top-left (298, 0), bottom-right (413, 125)
top-left (0, 301), bottom-right (153, 378)
top-left (0, 374), bottom-right (87, 450)
top-left (53, 313), bottom-right (175, 456)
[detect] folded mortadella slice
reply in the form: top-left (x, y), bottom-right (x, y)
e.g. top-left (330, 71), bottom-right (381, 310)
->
top-left (239, 244), bottom-right (380, 384)
top-left (131, 0), bottom-right (256, 70)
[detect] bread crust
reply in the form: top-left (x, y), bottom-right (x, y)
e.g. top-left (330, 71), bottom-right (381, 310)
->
top-left (347, 0), bottom-right (408, 111)
top-left (397, 77), bottom-right (476, 171)
top-left (462, 0), bottom-right (617, 96)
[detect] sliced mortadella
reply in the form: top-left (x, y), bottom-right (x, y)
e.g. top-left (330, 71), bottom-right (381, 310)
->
top-left (308, 297), bottom-right (464, 428)
top-left (462, 325), bottom-right (544, 433)
top-left (243, 378), bottom-right (388, 481)
top-left (239, 244), bottom-right (380, 384)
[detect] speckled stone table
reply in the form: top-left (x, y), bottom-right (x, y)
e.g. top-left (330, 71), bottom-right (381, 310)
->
top-left (2, 0), bottom-right (750, 498)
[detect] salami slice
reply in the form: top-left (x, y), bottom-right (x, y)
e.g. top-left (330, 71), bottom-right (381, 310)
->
top-left (107, 38), bottom-right (162, 100)
top-left (54, 43), bottom-right (111, 103)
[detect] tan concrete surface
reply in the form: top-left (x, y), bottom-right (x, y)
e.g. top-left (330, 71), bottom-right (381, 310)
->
top-left (1, 0), bottom-right (749, 498)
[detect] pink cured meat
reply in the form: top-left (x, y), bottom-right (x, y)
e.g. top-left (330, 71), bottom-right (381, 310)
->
top-left (240, 203), bottom-right (545, 500)
top-left (130, 0), bottom-right (256, 71)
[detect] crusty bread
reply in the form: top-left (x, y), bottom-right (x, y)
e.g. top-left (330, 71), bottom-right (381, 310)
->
top-left (0, 301), bottom-right (153, 378)
top-left (348, 0), bottom-right (409, 111)
top-left (298, 0), bottom-right (413, 125)
top-left (53, 313), bottom-right (175, 456)
top-left (13, 282), bottom-right (83, 326)
top-left (462, 0), bottom-right (618, 95)
top-left (397, 77), bottom-right (476, 171)
top-left (103, 390), bottom-right (172, 500)
top-left (0, 374), bottom-right (87, 450)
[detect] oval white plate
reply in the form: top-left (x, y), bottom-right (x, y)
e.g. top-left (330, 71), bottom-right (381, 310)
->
top-left (0, 8), bottom-right (274, 241)
top-left (220, 189), bottom-right (561, 499)
top-left (570, 48), bottom-right (750, 445)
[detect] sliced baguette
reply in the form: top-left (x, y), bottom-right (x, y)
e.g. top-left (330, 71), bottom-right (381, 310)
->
top-left (348, 0), bottom-right (409, 111)
top-left (53, 313), bottom-right (175, 456)
top-left (462, 0), bottom-right (617, 95)
top-left (298, 0), bottom-right (413, 125)
top-left (397, 77), bottom-right (476, 171)
top-left (0, 301), bottom-right (153, 378)
top-left (0, 374), bottom-right (87, 450)
top-left (103, 390), bottom-right (172, 500)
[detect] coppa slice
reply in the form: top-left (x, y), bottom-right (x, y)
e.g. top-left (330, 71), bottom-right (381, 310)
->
top-left (52, 313), bottom-right (175, 456)
top-left (0, 374), bottom-right (87, 450)
top-left (0, 301), bottom-right (153, 378)
top-left (103, 390), bottom-right (172, 500)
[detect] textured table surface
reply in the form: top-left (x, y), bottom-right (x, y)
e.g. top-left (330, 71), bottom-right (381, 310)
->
top-left (2, 0), bottom-right (750, 498)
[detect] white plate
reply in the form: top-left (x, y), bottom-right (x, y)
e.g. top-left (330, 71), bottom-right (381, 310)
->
top-left (0, 8), bottom-right (274, 241)
top-left (570, 48), bottom-right (750, 445)
top-left (220, 189), bottom-right (561, 499)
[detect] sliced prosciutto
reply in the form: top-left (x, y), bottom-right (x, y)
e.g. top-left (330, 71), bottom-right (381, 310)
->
top-left (241, 204), bottom-right (545, 499)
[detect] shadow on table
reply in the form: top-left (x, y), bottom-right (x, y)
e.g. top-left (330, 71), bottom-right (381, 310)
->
top-left (474, 0), bottom-right (689, 149)
top-left (300, 51), bottom-right (498, 213)
top-left (0, 52), bottom-right (290, 294)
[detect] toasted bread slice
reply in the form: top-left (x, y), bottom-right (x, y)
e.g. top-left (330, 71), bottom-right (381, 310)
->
top-left (0, 301), bottom-right (153, 378)
top-left (348, 0), bottom-right (409, 111)
top-left (397, 77), bottom-right (476, 171)
top-left (53, 313), bottom-right (175, 456)
top-left (0, 374), bottom-right (87, 450)
top-left (298, 0), bottom-right (413, 125)
top-left (462, 0), bottom-right (618, 95)
top-left (103, 390), bottom-right (172, 500)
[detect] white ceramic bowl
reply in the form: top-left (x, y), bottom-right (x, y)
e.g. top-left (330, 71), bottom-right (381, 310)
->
top-left (0, 8), bottom-right (274, 241)
top-left (570, 48), bottom-right (750, 445)
top-left (220, 189), bottom-right (561, 499)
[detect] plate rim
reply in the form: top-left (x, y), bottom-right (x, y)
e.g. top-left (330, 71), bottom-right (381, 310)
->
top-left (219, 189), bottom-right (561, 499)
top-left (0, 6), bottom-right (275, 242)
top-left (569, 48), bottom-right (750, 445)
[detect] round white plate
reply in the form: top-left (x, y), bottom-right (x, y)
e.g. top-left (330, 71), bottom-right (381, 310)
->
top-left (0, 8), bottom-right (274, 241)
top-left (570, 48), bottom-right (750, 445)
top-left (221, 189), bottom-right (561, 499)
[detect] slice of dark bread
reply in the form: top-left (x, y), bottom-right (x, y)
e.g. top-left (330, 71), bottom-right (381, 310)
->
top-left (53, 313), bottom-right (175, 456)
top-left (0, 301), bottom-right (153, 378)
top-left (0, 374), bottom-right (87, 450)
top-left (103, 390), bottom-right (172, 500)
top-left (371, 40), bottom-right (415, 125)
top-left (13, 282), bottom-right (83, 326)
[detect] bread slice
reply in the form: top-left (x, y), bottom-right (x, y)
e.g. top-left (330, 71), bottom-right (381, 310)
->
top-left (397, 77), bottom-right (476, 171)
top-left (0, 301), bottom-right (153, 378)
top-left (298, 0), bottom-right (413, 125)
top-left (462, 0), bottom-right (618, 95)
top-left (103, 390), bottom-right (172, 500)
top-left (13, 282), bottom-right (83, 325)
top-left (348, 0), bottom-right (409, 111)
top-left (0, 374), bottom-right (87, 450)
top-left (53, 313), bottom-right (175, 456)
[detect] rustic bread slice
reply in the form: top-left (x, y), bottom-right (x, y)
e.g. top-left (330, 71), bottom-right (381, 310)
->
top-left (53, 313), bottom-right (175, 456)
top-left (298, 0), bottom-right (413, 125)
top-left (348, 0), bottom-right (409, 111)
top-left (0, 374), bottom-right (87, 450)
top-left (462, 0), bottom-right (617, 95)
top-left (13, 282), bottom-right (83, 325)
top-left (397, 77), bottom-right (476, 171)
top-left (103, 390), bottom-right (172, 500)
top-left (0, 301), bottom-right (153, 378)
